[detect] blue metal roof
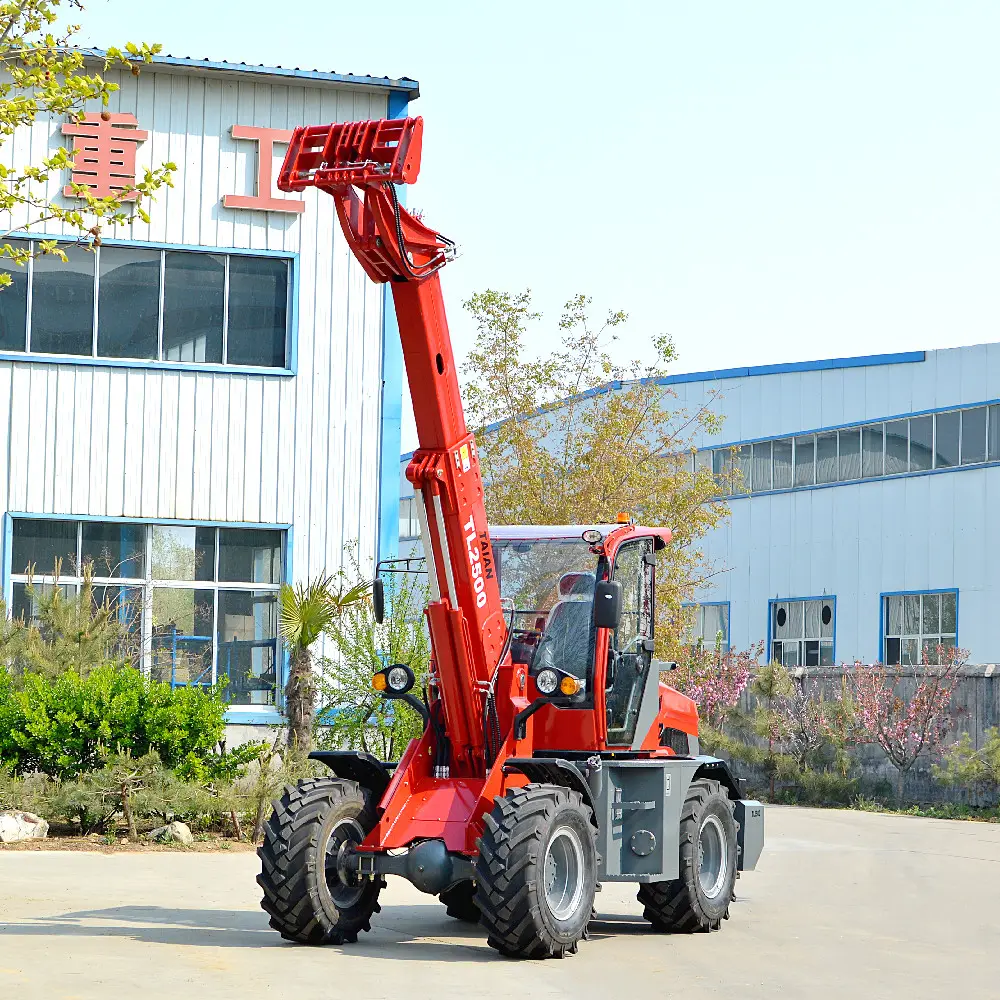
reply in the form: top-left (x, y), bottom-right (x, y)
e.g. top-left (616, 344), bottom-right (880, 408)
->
top-left (80, 49), bottom-right (420, 97)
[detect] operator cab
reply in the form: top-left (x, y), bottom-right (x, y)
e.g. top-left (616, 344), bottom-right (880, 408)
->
top-left (490, 524), bottom-right (664, 748)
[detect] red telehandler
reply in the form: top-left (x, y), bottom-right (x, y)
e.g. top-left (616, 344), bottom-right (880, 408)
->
top-left (257, 117), bottom-right (763, 959)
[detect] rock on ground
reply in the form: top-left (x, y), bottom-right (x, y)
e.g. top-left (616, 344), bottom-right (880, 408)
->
top-left (0, 810), bottom-right (49, 843)
top-left (146, 821), bottom-right (194, 846)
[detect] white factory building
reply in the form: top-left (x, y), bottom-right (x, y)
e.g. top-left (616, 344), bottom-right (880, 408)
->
top-left (401, 344), bottom-right (1000, 667)
top-left (0, 53), bottom-right (415, 725)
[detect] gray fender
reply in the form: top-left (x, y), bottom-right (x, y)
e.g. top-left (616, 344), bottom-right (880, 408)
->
top-left (691, 756), bottom-right (745, 800)
top-left (502, 757), bottom-right (598, 827)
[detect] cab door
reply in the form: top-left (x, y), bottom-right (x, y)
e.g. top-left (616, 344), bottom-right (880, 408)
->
top-left (605, 538), bottom-right (655, 746)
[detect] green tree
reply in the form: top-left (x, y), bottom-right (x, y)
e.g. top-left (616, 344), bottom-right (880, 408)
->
top-left (0, 2), bottom-right (174, 275)
top-left (318, 566), bottom-right (430, 761)
top-left (279, 575), bottom-right (369, 753)
top-left (461, 290), bottom-right (727, 656)
top-left (934, 728), bottom-right (1000, 802)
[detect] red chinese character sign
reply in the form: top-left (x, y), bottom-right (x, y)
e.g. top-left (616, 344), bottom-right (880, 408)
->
top-left (61, 113), bottom-right (149, 200)
top-left (222, 125), bottom-right (305, 214)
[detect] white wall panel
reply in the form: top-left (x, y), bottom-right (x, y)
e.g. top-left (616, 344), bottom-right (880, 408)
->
top-left (0, 64), bottom-right (391, 585)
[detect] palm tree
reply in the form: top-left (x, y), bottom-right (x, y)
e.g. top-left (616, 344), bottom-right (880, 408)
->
top-left (279, 575), bottom-right (370, 752)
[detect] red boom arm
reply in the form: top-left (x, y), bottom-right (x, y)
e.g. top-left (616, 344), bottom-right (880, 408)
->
top-left (279, 118), bottom-right (507, 772)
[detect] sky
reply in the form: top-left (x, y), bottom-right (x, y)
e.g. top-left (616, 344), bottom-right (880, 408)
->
top-left (77, 2), bottom-right (1000, 450)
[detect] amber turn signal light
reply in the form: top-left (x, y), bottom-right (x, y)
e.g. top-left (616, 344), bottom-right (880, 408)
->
top-left (371, 673), bottom-right (388, 692)
top-left (559, 676), bottom-right (580, 696)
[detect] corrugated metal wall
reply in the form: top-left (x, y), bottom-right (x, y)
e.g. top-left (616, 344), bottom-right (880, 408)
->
top-left (0, 65), bottom-right (390, 581)
top-left (674, 344), bottom-right (1000, 663)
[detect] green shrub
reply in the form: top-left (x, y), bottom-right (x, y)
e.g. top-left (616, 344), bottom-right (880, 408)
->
top-left (0, 663), bottom-right (227, 778)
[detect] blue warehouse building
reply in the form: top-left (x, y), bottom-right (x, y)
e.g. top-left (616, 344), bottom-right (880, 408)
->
top-left (400, 342), bottom-right (1000, 666)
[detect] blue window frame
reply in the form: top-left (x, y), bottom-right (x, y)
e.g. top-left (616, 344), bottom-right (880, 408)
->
top-left (0, 239), bottom-right (298, 376)
top-left (684, 601), bottom-right (730, 651)
top-left (768, 596), bottom-right (835, 667)
top-left (880, 590), bottom-right (958, 666)
top-left (3, 514), bottom-right (291, 712)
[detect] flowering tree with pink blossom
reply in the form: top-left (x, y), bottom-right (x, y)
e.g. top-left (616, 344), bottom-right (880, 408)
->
top-left (669, 639), bottom-right (763, 731)
top-left (850, 647), bottom-right (965, 800)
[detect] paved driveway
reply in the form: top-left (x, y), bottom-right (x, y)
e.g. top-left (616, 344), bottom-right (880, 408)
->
top-left (1, 806), bottom-right (997, 1000)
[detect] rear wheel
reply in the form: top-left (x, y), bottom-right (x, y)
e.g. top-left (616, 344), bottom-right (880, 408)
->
top-left (475, 783), bottom-right (596, 959)
top-left (439, 880), bottom-right (480, 923)
top-left (637, 778), bottom-right (737, 932)
top-left (257, 776), bottom-right (382, 944)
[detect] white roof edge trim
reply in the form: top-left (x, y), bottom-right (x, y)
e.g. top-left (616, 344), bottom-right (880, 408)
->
top-left (488, 524), bottom-right (620, 540)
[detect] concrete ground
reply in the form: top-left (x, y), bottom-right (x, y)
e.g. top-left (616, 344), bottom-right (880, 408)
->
top-left (0, 806), bottom-right (997, 1000)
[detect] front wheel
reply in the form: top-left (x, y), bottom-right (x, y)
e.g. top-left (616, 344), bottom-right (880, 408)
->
top-left (257, 777), bottom-right (382, 944)
top-left (638, 778), bottom-right (737, 932)
top-left (475, 783), bottom-right (597, 959)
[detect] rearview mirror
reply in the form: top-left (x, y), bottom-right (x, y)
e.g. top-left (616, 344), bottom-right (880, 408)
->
top-left (593, 580), bottom-right (623, 630)
top-left (373, 578), bottom-right (385, 624)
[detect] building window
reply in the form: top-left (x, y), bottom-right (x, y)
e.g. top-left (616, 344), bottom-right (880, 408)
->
top-left (883, 591), bottom-right (957, 666)
top-left (1, 241), bottom-right (292, 369)
top-left (701, 401), bottom-right (1000, 497)
top-left (398, 496), bottom-right (420, 540)
top-left (770, 597), bottom-right (834, 667)
top-left (686, 603), bottom-right (730, 651)
top-left (8, 518), bottom-right (284, 706)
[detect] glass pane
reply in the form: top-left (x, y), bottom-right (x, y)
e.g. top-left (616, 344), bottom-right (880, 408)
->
top-left (11, 518), bottom-right (76, 575)
top-left (961, 406), bottom-right (987, 465)
top-left (30, 244), bottom-right (95, 355)
top-left (92, 584), bottom-right (144, 656)
top-left (909, 416), bottom-right (933, 472)
top-left (990, 404), bottom-right (1000, 462)
top-left (921, 593), bottom-right (940, 634)
top-left (884, 420), bottom-right (908, 475)
top-left (11, 581), bottom-right (78, 624)
top-left (838, 427), bottom-right (861, 480)
top-left (733, 444), bottom-right (752, 494)
top-left (902, 637), bottom-right (918, 665)
top-left (96, 247), bottom-right (159, 359)
top-left (816, 431), bottom-right (838, 484)
top-left (804, 599), bottom-right (821, 639)
top-left (804, 640), bottom-right (820, 667)
top-left (217, 589), bottom-right (279, 706)
top-left (921, 638), bottom-right (939, 665)
top-left (712, 449), bottom-right (732, 494)
top-left (934, 411), bottom-right (960, 469)
top-left (717, 604), bottom-right (730, 643)
top-left (787, 600), bottom-right (804, 639)
top-left (941, 592), bottom-right (957, 634)
top-left (771, 641), bottom-right (782, 664)
top-left (694, 450), bottom-right (712, 476)
top-left (886, 596), bottom-right (903, 635)
top-left (820, 601), bottom-right (834, 638)
top-left (218, 528), bottom-right (281, 584)
top-left (151, 588), bottom-right (214, 687)
top-left (862, 424), bottom-right (884, 478)
top-left (781, 642), bottom-right (800, 668)
top-left (151, 525), bottom-right (215, 581)
top-left (885, 637), bottom-right (900, 665)
top-left (819, 640), bottom-right (834, 666)
top-left (794, 436), bottom-right (815, 487)
top-left (226, 256), bottom-right (288, 367)
top-left (903, 595), bottom-right (920, 636)
top-left (81, 521), bottom-right (145, 578)
top-left (772, 602), bottom-right (788, 638)
top-left (772, 438), bottom-right (793, 489)
top-left (162, 251), bottom-right (223, 363)
top-left (752, 441), bottom-right (772, 491)
top-left (0, 239), bottom-right (29, 351)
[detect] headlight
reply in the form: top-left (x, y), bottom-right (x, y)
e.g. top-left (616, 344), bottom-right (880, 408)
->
top-left (386, 664), bottom-right (415, 694)
top-left (535, 668), bottom-right (559, 696)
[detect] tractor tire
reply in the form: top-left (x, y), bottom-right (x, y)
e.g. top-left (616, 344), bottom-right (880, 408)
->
top-left (439, 880), bottom-right (481, 923)
top-left (257, 776), bottom-right (382, 945)
top-left (475, 783), bottom-right (597, 959)
top-left (637, 778), bottom-right (737, 933)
